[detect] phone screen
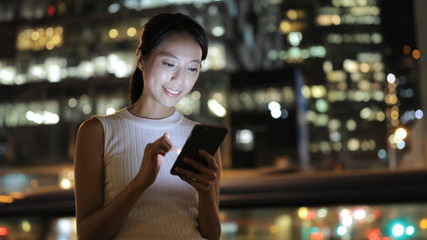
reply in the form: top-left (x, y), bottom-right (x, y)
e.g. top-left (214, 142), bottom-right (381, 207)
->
top-left (170, 124), bottom-right (228, 176)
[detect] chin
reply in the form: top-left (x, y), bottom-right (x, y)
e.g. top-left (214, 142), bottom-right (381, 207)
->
top-left (163, 100), bottom-right (181, 108)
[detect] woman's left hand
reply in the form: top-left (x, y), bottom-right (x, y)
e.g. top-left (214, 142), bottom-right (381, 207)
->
top-left (175, 149), bottom-right (218, 193)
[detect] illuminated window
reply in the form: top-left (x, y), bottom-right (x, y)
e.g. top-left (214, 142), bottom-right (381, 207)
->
top-left (123, 0), bottom-right (219, 10)
top-left (346, 119), bottom-right (357, 131)
top-left (16, 26), bottom-right (63, 51)
top-left (347, 138), bottom-right (360, 151)
top-left (327, 71), bottom-right (346, 82)
top-left (127, 27), bottom-right (137, 37)
top-left (212, 26), bottom-right (226, 37)
top-left (235, 129), bottom-right (254, 152)
top-left (109, 28), bottom-right (119, 38)
top-left (328, 119), bottom-right (341, 131)
top-left (108, 3), bottom-right (120, 13)
top-left (203, 43), bottom-right (226, 71)
top-left (0, 66), bottom-right (16, 85)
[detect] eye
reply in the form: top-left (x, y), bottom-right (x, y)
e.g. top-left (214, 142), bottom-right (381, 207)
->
top-left (163, 62), bottom-right (174, 67)
top-left (188, 67), bottom-right (199, 73)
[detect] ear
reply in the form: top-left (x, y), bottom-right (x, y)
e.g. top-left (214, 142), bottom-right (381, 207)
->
top-left (136, 48), bottom-right (144, 71)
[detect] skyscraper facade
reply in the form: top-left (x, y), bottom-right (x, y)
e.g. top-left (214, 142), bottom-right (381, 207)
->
top-left (0, 0), bottom-right (422, 171)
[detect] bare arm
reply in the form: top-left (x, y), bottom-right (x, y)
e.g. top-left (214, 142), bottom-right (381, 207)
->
top-left (74, 118), bottom-right (173, 240)
top-left (197, 150), bottom-right (221, 240)
top-left (175, 149), bottom-right (222, 240)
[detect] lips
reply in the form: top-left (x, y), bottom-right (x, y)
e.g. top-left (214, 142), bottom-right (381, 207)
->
top-left (162, 85), bottom-right (182, 98)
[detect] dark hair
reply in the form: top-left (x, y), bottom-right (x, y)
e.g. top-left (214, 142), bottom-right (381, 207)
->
top-left (129, 12), bottom-right (209, 105)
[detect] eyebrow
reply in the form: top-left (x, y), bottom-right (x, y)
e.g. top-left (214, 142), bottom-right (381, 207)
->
top-left (160, 53), bottom-right (201, 64)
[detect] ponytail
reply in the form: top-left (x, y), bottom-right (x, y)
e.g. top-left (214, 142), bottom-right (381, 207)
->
top-left (129, 67), bottom-right (144, 105)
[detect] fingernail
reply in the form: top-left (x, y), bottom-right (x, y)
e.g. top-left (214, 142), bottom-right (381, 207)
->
top-left (172, 147), bottom-right (181, 155)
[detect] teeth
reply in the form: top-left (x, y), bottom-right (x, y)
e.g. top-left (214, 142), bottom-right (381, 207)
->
top-left (163, 86), bottom-right (180, 95)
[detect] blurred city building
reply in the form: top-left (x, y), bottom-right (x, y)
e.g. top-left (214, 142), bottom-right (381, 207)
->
top-left (1, 1), bottom-right (427, 239)
top-left (0, 0), bottom-right (425, 190)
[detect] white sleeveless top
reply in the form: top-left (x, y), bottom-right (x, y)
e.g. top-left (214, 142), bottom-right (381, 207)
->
top-left (94, 108), bottom-right (205, 240)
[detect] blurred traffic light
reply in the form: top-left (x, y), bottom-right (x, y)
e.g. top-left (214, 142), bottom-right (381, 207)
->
top-left (47, 5), bottom-right (56, 17)
top-left (389, 220), bottom-right (415, 238)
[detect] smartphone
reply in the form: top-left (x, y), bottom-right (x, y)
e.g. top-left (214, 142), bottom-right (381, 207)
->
top-left (170, 124), bottom-right (228, 176)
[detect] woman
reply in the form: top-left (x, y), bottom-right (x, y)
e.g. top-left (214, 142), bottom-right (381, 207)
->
top-left (74, 12), bottom-right (221, 240)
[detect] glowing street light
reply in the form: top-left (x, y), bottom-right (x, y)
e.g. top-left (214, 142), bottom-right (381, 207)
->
top-left (395, 128), bottom-right (407, 140)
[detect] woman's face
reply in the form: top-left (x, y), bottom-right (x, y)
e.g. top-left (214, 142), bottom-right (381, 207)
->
top-left (138, 32), bottom-right (203, 110)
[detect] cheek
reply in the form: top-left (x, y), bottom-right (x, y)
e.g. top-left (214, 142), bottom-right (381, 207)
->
top-left (144, 68), bottom-right (169, 85)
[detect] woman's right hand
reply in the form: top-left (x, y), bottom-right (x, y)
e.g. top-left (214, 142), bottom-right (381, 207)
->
top-left (75, 123), bottom-right (175, 240)
top-left (136, 133), bottom-right (174, 188)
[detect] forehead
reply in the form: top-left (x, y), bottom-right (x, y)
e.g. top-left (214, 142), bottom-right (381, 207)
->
top-left (151, 32), bottom-right (202, 60)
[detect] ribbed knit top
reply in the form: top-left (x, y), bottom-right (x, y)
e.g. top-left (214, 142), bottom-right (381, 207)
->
top-left (94, 108), bottom-right (205, 240)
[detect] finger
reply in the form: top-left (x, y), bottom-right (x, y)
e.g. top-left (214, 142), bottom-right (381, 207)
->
top-left (170, 146), bottom-right (181, 155)
top-left (148, 142), bottom-right (168, 156)
top-left (162, 133), bottom-right (174, 148)
top-left (181, 158), bottom-right (209, 177)
top-left (153, 134), bottom-right (173, 154)
top-left (159, 140), bottom-right (172, 153)
top-left (198, 150), bottom-right (218, 171)
top-left (147, 142), bottom-right (170, 157)
top-left (183, 157), bottom-right (217, 180)
top-left (179, 175), bottom-right (212, 193)
top-left (174, 166), bottom-right (203, 181)
top-left (176, 162), bottom-right (216, 185)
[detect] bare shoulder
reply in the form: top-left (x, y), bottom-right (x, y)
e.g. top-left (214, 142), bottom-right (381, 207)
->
top-left (78, 117), bottom-right (103, 135)
top-left (75, 117), bottom-right (104, 156)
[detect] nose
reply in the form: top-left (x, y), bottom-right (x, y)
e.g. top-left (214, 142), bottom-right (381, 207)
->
top-left (171, 67), bottom-right (185, 83)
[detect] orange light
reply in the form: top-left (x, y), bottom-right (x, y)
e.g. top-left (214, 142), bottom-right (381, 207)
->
top-left (307, 210), bottom-right (317, 220)
top-left (420, 218), bottom-right (427, 229)
top-left (0, 195), bottom-right (13, 203)
top-left (373, 210), bottom-right (381, 219)
top-left (269, 225), bottom-right (279, 234)
top-left (366, 228), bottom-right (381, 240)
top-left (0, 227), bottom-right (8, 236)
top-left (412, 49), bottom-right (421, 59)
top-left (58, 2), bottom-right (66, 15)
top-left (310, 231), bottom-right (324, 240)
top-left (402, 45), bottom-right (411, 54)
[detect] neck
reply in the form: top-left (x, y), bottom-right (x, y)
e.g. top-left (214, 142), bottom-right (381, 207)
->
top-left (128, 100), bottom-right (175, 119)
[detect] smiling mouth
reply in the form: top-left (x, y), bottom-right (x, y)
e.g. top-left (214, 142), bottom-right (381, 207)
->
top-left (162, 86), bottom-right (182, 97)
